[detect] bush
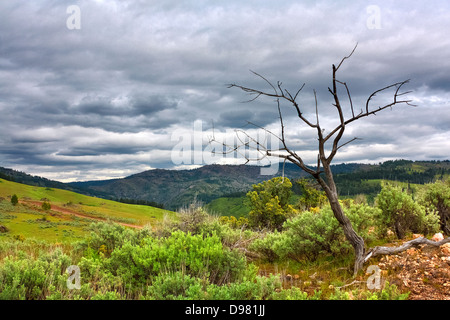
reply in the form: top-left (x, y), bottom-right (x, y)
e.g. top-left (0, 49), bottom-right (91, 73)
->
top-left (376, 183), bottom-right (440, 239)
top-left (247, 177), bottom-right (296, 231)
top-left (142, 270), bottom-right (313, 300)
top-left (219, 216), bottom-right (249, 229)
top-left (417, 180), bottom-right (450, 235)
top-left (362, 281), bottom-right (410, 300)
top-left (158, 201), bottom-right (212, 237)
top-left (144, 271), bottom-right (207, 300)
top-left (41, 201), bottom-right (51, 211)
top-left (296, 178), bottom-right (328, 210)
top-left (11, 194), bottom-right (18, 206)
top-left (251, 201), bottom-right (380, 261)
top-left (177, 202), bottom-right (210, 234)
top-left (0, 248), bottom-right (72, 300)
top-left (91, 291), bottom-right (124, 300)
top-left (100, 230), bottom-right (248, 292)
top-left (83, 221), bottom-right (151, 256)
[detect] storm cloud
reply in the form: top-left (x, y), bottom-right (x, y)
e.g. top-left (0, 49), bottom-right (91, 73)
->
top-left (0, 0), bottom-right (449, 181)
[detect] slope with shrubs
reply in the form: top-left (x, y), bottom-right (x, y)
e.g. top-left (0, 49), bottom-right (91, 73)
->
top-left (0, 178), bottom-right (448, 300)
top-left (0, 213), bottom-right (409, 300)
top-left (0, 178), bottom-right (175, 243)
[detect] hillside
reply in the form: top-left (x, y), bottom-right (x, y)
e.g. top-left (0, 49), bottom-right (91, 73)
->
top-left (1, 160), bottom-right (449, 211)
top-left (0, 178), bottom-right (175, 243)
top-left (70, 160), bottom-right (450, 210)
top-left (69, 163), bottom-right (375, 209)
top-left (69, 164), bottom-right (300, 210)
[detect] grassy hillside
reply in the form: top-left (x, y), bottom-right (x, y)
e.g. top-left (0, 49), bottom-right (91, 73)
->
top-left (0, 178), bottom-right (175, 243)
top-left (206, 196), bottom-right (250, 218)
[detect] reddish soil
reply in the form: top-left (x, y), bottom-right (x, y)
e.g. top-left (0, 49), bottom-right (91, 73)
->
top-left (378, 242), bottom-right (450, 300)
top-left (20, 200), bottom-right (142, 229)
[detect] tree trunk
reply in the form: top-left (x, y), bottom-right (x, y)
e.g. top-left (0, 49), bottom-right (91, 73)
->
top-left (436, 203), bottom-right (450, 236)
top-left (325, 189), bottom-right (366, 275)
top-left (317, 163), bottom-right (366, 275)
top-left (394, 220), bottom-right (406, 239)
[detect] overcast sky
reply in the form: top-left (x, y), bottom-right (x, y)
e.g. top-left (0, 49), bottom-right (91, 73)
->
top-left (1, 0), bottom-right (449, 182)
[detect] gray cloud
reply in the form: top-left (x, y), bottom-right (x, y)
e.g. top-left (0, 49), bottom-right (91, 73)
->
top-left (0, 0), bottom-right (449, 181)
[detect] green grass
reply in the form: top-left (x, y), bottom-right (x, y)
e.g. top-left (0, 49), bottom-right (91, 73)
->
top-left (206, 196), bottom-right (250, 218)
top-left (0, 212), bottom-right (86, 243)
top-left (0, 178), bottom-right (176, 243)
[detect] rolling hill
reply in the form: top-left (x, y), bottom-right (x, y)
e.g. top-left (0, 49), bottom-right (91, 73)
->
top-left (0, 178), bottom-right (175, 243)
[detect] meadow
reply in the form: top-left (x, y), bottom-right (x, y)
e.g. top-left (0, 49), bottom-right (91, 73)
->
top-left (0, 178), bottom-right (175, 242)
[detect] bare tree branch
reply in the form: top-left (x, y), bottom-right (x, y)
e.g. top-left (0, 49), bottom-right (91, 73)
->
top-left (335, 42), bottom-right (358, 71)
top-left (336, 137), bottom-right (361, 151)
top-left (365, 236), bottom-right (450, 262)
top-left (219, 45), bottom-right (443, 275)
top-left (323, 79), bottom-right (413, 147)
top-left (336, 80), bottom-right (355, 118)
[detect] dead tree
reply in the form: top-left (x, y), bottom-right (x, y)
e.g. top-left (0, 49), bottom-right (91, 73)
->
top-left (222, 45), bottom-right (450, 275)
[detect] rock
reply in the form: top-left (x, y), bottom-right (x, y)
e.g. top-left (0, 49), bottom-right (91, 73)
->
top-left (432, 233), bottom-right (444, 242)
top-left (441, 243), bottom-right (450, 255)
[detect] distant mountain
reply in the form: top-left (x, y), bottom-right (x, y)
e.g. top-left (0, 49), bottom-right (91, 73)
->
top-left (2, 159), bottom-right (449, 211)
top-left (68, 160), bottom-right (450, 210)
top-left (69, 164), bottom-right (312, 210)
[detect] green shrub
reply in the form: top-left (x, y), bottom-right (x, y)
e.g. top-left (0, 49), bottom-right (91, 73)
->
top-left (251, 201), bottom-right (380, 262)
top-left (142, 271), bottom-right (313, 300)
top-left (83, 221), bottom-right (151, 256)
top-left (41, 201), bottom-right (51, 211)
top-left (91, 291), bottom-right (124, 300)
top-left (144, 271), bottom-right (207, 300)
top-left (249, 231), bottom-right (282, 262)
top-left (159, 202), bottom-right (212, 237)
top-left (279, 208), bottom-right (345, 260)
top-left (296, 178), bottom-right (328, 210)
top-left (376, 183), bottom-right (440, 239)
top-left (102, 230), bottom-right (248, 291)
top-left (11, 194), bottom-right (18, 206)
top-left (417, 180), bottom-right (450, 235)
top-left (344, 200), bottom-right (381, 243)
top-left (362, 282), bottom-right (410, 300)
top-left (205, 274), bottom-right (314, 300)
top-left (219, 216), bottom-right (249, 229)
top-left (247, 177), bottom-right (296, 231)
top-left (0, 248), bottom-right (72, 300)
top-left (177, 202), bottom-right (210, 235)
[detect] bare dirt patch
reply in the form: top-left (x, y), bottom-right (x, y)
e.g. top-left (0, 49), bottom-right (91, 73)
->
top-left (20, 200), bottom-right (142, 229)
top-left (379, 242), bottom-right (450, 300)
